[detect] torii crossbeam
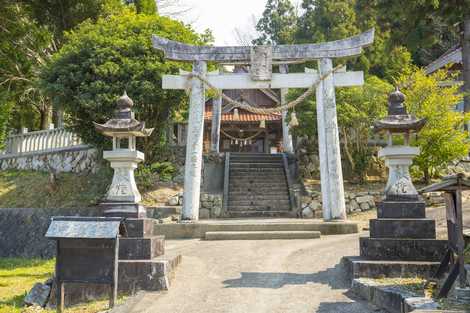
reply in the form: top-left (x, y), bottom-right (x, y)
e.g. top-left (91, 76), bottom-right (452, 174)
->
top-left (152, 29), bottom-right (374, 221)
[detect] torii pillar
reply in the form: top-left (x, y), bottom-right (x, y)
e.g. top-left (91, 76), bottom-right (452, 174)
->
top-left (152, 29), bottom-right (374, 222)
top-left (182, 61), bottom-right (207, 220)
top-left (279, 64), bottom-right (294, 154)
top-left (211, 94), bottom-right (222, 153)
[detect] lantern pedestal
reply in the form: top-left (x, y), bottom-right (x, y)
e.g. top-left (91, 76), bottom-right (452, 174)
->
top-left (379, 145), bottom-right (420, 201)
top-left (100, 150), bottom-right (146, 218)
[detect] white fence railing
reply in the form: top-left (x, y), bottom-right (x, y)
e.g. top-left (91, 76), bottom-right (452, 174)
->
top-left (0, 127), bottom-right (83, 157)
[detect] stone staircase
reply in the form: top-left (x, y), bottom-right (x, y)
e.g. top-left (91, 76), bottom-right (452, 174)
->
top-left (226, 153), bottom-right (293, 218)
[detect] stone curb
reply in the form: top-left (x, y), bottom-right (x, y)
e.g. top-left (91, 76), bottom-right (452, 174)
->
top-left (351, 278), bottom-right (440, 313)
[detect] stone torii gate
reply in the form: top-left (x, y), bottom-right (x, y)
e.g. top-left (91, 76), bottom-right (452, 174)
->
top-left (152, 29), bottom-right (374, 221)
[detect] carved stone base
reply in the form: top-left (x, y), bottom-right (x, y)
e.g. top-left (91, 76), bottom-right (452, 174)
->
top-left (99, 202), bottom-right (146, 219)
top-left (379, 146), bottom-right (420, 201)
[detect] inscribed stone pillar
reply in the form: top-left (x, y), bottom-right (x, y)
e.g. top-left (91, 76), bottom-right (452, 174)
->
top-left (211, 93), bottom-right (222, 153)
top-left (315, 69), bottom-right (332, 220)
top-left (318, 58), bottom-right (346, 220)
top-left (279, 64), bottom-right (294, 154)
top-left (182, 61), bottom-right (207, 221)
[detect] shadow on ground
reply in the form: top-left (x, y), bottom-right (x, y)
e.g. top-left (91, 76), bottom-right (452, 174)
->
top-left (222, 263), bottom-right (348, 289)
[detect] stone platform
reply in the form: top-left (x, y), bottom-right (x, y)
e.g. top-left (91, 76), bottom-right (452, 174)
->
top-left (153, 218), bottom-right (359, 239)
top-left (344, 200), bottom-right (447, 281)
top-left (49, 218), bottom-right (181, 307)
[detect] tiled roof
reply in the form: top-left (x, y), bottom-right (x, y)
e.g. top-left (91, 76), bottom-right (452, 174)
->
top-left (205, 105), bottom-right (281, 123)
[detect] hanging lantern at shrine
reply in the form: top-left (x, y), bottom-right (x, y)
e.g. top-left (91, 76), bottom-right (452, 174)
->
top-left (289, 111), bottom-right (299, 127)
top-left (259, 119), bottom-right (266, 129)
top-left (233, 108), bottom-right (240, 121)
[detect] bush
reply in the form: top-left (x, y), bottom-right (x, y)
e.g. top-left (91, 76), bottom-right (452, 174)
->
top-left (399, 68), bottom-right (470, 182)
top-left (136, 161), bottom-right (176, 190)
top-left (41, 9), bottom-right (208, 162)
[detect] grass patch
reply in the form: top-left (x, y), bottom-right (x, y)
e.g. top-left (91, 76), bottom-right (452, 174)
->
top-left (0, 258), bottom-right (54, 313)
top-left (0, 169), bottom-right (111, 209)
top-left (0, 258), bottom-right (125, 313)
top-left (0, 168), bottom-right (182, 209)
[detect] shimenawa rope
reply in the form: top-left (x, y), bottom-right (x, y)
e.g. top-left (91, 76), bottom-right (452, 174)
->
top-left (185, 64), bottom-right (344, 115)
top-left (220, 129), bottom-right (265, 142)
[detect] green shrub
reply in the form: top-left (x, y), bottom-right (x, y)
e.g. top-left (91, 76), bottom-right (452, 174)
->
top-left (41, 9), bottom-right (209, 162)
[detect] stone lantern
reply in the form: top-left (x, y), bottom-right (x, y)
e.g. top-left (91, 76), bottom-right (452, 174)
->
top-left (373, 88), bottom-right (426, 200)
top-left (343, 88), bottom-right (447, 280)
top-left (94, 92), bottom-right (153, 218)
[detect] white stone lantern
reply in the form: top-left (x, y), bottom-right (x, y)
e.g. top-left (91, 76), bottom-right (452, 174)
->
top-left (94, 92), bottom-right (154, 218)
top-left (374, 88), bottom-right (426, 201)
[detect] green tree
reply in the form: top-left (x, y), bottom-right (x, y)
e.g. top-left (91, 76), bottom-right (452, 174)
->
top-left (41, 9), bottom-right (209, 161)
top-left (135, 0), bottom-right (158, 15)
top-left (296, 0), bottom-right (358, 44)
top-left (0, 96), bottom-right (13, 148)
top-left (336, 76), bottom-right (391, 181)
top-left (0, 1), bottom-right (55, 130)
top-left (254, 0), bottom-right (298, 45)
top-left (23, 0), bottom-right (123, 42)
top-left (399, 69), bottom-right (469, 183)
top-left (290, 76), bottom-right (391, 181)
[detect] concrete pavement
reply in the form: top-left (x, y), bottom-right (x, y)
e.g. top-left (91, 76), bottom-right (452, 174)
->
top-left (114, 234), bottom-right (384, 313)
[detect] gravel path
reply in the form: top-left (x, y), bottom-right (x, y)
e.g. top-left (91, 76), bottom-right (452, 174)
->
top-left (116, 233), bottom-right (384, 313)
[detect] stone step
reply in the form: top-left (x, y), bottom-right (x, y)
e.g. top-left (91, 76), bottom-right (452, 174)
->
top-left (229, 199), bottom-right (291, 207)
top-left (342, 256), bottom-right (440, 280)
top-left (229, 183), bottom-right (288, 193)
top-left (229, 177), bottom-right (287, 184)
top-left (229, 177), bottom-right (287, 183)
top-left (229, 191), bottom-right (290, 197)
top-left (229, 183), bottom-right (288, 190)
top-left (230, 167), bottom-right (285, 172)
top-left (369, 219), bottom-right (436, 239)
top-left (230, 154), bottom-right (283, 160)
top-left (230, 158), bottom-right (283, 163)
top-left (119, 253), bottom-right (182, 291)
top-left (230, 163), bottom-right (284, 169)
top-left (228, 205), bottom-right (291, 211)
top-left (204, 230), bottom-right (321, 240)
top-left (230, 172), bottom-right (285, 177)
top-left (229, 195), bottom-right (290, 201)
top-left (229, 175), bottom-right (286, 180)
top-left (153, 220), bottom-right (359, 238)
top-left (377, 201), bottom-right (426, 219)
top-left (226, 210), bottom-right (294, 218)
top-left (360, 237), bottom-right (447, 262)
top-left (119, 236), bottom-right (165, 260)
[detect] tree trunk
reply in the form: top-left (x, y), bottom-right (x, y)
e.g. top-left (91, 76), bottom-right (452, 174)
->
top-left (423, 167), bottom-right (430, 185)
top-left (40, 106), bottom-right (52, 130)
top-left (462, 15), bottom-right (470, 129)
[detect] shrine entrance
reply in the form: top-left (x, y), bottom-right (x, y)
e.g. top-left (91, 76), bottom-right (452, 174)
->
top-left (152, 29), bottom-right (375, 221)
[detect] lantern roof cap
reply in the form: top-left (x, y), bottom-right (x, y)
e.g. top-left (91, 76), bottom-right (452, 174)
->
top-left (94, 92), bottom-right (154, 137)
top-left (373, 87), bottom-right (426, 133)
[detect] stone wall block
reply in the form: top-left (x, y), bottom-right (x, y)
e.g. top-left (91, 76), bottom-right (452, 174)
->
top-left (0, 147), bottom-right (98, 173)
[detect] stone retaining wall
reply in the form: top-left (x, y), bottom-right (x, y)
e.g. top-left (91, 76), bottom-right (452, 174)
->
top-left (0, 146), bottom-right (98, 173)
top-left (0, 207), bottom-right (98, 258)
top-left (301, 189), bottom-right (381, 218)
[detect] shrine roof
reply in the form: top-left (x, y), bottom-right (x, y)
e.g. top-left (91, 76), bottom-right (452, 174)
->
top-left (205, 104), bottom-right (281, 123)
top-left (425, 45), bottom-right (462, 75)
